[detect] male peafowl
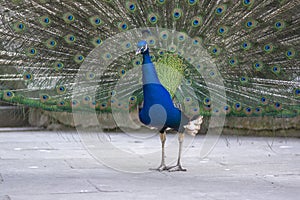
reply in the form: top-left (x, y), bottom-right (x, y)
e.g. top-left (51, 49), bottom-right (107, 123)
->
top-left (136, 40), bottom-right (203, 171)
top-left (0, 0), bottom-right (300, 169)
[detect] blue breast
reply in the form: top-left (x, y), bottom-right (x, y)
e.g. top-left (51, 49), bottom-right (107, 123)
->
top-left (139, 50), bottom-right (185, 131)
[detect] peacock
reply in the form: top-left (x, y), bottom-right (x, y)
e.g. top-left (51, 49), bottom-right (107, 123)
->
top-left (0, 0), bottom-right (299, 170)
top-left (136, 40), bottom-right (203, 171)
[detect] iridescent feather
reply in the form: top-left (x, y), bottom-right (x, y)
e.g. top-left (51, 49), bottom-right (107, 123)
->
top-left (0, 0), bottom-right (299, 118)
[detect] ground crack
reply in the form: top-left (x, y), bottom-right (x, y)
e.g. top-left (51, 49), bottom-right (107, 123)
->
top-left (1, 195), bottom-right (11, 200)
top-left (87, 180), bottom-right (125, 193)
top-left (0, 173), bottom-right (3, 183)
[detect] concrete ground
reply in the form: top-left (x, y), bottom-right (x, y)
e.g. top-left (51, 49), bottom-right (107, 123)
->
top-left (0, 130), bottom-right (299, 200)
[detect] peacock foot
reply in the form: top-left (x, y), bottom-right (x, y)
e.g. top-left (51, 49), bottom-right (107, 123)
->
top-left (167, 165), bottom-right (187, 172)
top-left (149, 164), bottom-right (169, 172)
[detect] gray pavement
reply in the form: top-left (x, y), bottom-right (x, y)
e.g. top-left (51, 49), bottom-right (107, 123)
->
top-left (0, 131), bottom-right (299, 200)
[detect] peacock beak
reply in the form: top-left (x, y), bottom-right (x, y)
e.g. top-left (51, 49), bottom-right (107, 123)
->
top-left (136, 48), bottom-right (142, 55)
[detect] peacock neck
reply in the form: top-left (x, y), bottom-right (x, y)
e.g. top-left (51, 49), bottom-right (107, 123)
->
top-left (141, 51), bottom-right (161, 85)
top-left (142, 50), bottom-right (152, 64)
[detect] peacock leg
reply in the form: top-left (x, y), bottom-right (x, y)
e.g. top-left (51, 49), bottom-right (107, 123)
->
top-left (150, 131), bottom-right (168, 171)
top-left (168, 133), bottom-right (187, 172)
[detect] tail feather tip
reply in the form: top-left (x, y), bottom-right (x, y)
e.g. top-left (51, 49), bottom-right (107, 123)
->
top-left (184, 116), bottom-right (203, 136)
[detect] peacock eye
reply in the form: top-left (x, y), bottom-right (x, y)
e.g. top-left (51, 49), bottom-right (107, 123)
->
top-left (140, 45), bottom-right (148, 52)
top-left (95, 18), bottom-right (101, 24)
top-left (129, 4), bottom-right (135, 10)
top-left (276, 22), bottom-right (281, 27)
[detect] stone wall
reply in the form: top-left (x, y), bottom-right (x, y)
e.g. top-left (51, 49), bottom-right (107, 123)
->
top-left (0, 103), bottom-right (29, 127)
top-left (28, 108), bottom-right (300, 137)
top-left (212, 116), bottom-right (300, 137)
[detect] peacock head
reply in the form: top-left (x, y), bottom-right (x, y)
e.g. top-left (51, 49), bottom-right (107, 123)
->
top-left (136, 40), bottom-right (148, 55)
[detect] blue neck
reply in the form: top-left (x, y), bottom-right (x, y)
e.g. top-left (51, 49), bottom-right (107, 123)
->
top-left (142, 50), bottom-right (160, 85)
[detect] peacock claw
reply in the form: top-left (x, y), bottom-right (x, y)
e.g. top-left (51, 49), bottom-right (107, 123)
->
top-left (167, 165), bottom-right (187, 172)
top-left (149, 165), bottom-right (168, 172)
